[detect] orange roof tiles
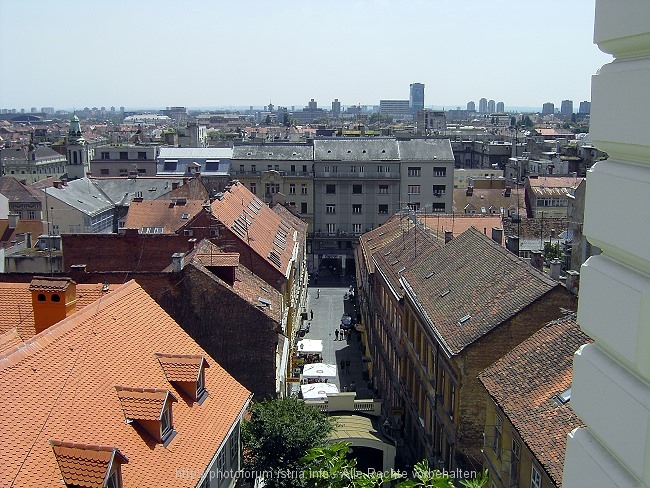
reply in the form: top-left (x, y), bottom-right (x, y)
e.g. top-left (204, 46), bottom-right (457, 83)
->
top-left (115, 386), bottom-right (176, 421)
top-left (0, 280), bottom-right (252, 487)
top-left (50, 439), bottom-right (128, 488)
top-left (211, 181), bottom-right (298, 278)
top-left (155, 353), bottom-right (208, 383)
top-left (124, 199), bottom-right (207, 234)
top-left (193, 252), bottom-right (240, 268)
top-left (0, 328), bottom-right (23, 356)
top-left (0, 282), bottom-right (116, 341)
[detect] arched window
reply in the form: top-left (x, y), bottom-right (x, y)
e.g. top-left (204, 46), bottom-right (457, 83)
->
top-left (51, 294), bottom-right (61, 302)
top-left (37, 293), bottom-right (46, 302)
top-left (73, 152), bottom-right (78, 164)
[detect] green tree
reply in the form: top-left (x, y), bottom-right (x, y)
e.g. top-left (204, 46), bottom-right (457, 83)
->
top-left (302, 442), bottom-right (488, 488)
top-left (242, 397), bottom-right (334, 487)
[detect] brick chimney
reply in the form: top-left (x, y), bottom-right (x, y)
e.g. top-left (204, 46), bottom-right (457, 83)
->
top-left (491, 227), bottom-right (503, 245)
top-left (7, 213), bottom-right (19, 229)
top-left (444, 230), bottom-right (453, 243)
top-left (530, 250), bottom-right (544, 271)
top-left (29, 276), bottom-right (77, 335)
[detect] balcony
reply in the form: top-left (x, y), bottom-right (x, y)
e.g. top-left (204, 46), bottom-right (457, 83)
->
top-left (314, 171), bottom-right (399, 179)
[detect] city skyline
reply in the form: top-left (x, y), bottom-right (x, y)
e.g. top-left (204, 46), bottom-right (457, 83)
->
top-left (0, 0), bottom-right (611, 111)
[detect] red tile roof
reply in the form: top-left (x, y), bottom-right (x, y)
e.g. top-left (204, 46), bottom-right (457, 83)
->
top-left (115, 386), bottom-right (176, 421)
top-left (478, 315), bottom-right (589, 487)
top-left (0, 280), bottom-right (252, 487)
top-left (0, 328), bottom-right (23, 356)
top-left (50, 439), bottom-right (128, 488)
top-left (28, 276), bottom-right (74, 292)
top-left (124, 199), bottom-right (207, 234)
top-left (155, 353), bottom-right (208, 383)
top-left (0, 219), bottom-right (45, 247)
top-left (0, 282), bottom-right (116, 341)
top-left (211, 181), bottom-right (298, 278)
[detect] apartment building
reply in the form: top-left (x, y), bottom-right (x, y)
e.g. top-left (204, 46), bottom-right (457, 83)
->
top-left (356, 224), bottom-right (577, 473)
top-left (479, 315), bottom-right (588, 488)
top-left (312, 137), bottom-right (453, 276)
top-left (90, 144), bottom-right (159, 177)
top-left (231, 143), bottom-right (314, 232)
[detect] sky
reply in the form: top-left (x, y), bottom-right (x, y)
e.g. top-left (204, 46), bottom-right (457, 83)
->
top-left (0, 0), bottom-right (612, 112)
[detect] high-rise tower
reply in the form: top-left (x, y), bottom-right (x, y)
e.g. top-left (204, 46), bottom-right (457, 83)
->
top-left (409, 83), bottom-right (425, 113)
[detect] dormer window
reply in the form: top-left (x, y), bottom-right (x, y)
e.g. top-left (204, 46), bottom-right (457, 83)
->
top-left (50, 439), bottom-right (128, 488)
top-left (155, 353), bottom-right (210, 404)
top-left (115, 386), bottom-right (178, 446)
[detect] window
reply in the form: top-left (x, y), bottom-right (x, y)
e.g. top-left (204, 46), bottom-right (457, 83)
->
top-left (530, 466), bottom-right (541, 488)
top-left (326, 204), bottom-right (336, 214)
top-left (350, 165), bottom-right (357, 172)
top-left (408, 202), bottom-right (420, 211)
top-left (119, 151), bottom-right (128, 160)
top-left (100, 151), bottom-right (110, 160)
top-left (217, 450), bottom-right (226, 479)
top-left (302, 165), bottom-right (307, 173)
top-left (197, 370), bottom-right (205, 396)
top-left (434, 166), bottom-right (446, 177)
top-left (352, 204), bottom-right (362, 214)
top-left (408, 185), bottom-right (421, 194)
top-left (301, 185), bottom-right (308, 195)
top-left (493, 414), bottom-right (502, 458)
top-left (352, 184), bottom-right (362, 194)
top-left (119, 169), bottom-right (128, 177)
top-left (240, 164), bottom-right (245, 172)
top-left (378, 185), bottom-right (388, 194)
top-left (332, 166), bottom-right (337, 173)
top-left (107, 470), bottom-right (120, 488)
top-left (138, 151), bottom-right (147, 160)
top-left (358, 166), bottom-right (364, 173)
top-left (324, 166), bottom-right (330, 173)
top-left (326, 184), bottom-right (336, 194)
top-left (353, 224), bottom-right (362, 234)
top-left (301, 202), bottom-right (308, 214)
top-left (267, 165), bottom-right (273, 171)
top-left (433, 185), bottom-right (446, 195)
top-left (250, 183), bottom-right (256, 194)
top-left (289, 184), bottom-right (296, 194)
top-left (377, 165), bottom-right (384, 173)
top-left (137, 168), bottom-right (146, 175)
top-left (274, 164), bottom-right (279, 171)
top-left (265, 183), bottom-right (279, 195)
top-left (251, 164), bottom-right (256, 172)
top-left (230, 428), bottom-right (239, 460)
top-left (28, 211), bottom-right (35, 219)
top-left (163, 161), bottom-right (177, 171)
top-left (379, 204), bottom-right (388, 214)
top-left (100, 168), bottom-right (109, 176)
top-left (290, 164), bottom-right (296, 172)
top-left (449, 383), bottom-right (456, 420)
top-left (510, 440), bottom-right (520, 486)
top-left (432, 203), bottom-right (445, 212)
top-left (161, 407), bottom-right (172, 436)
top-left (408, 167), bottom-right (421, 177)
top-left (326, 223), bottom-right (336, 234)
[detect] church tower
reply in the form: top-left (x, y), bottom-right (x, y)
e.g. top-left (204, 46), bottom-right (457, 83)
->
top-left (65, 114), bottom-right (90, 180)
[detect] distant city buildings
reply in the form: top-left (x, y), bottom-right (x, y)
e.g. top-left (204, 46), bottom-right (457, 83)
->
top-left (409, 83), bottom-right (425, 113)
top-left (560, 99), bottom-right (574, 118)
top-left (488, 99), bottom-right (496, 113)
top-left (479, 97), bottom-right (488, 113)
top-left (578, 100), bottom-right (591, 114)
top-left (542, 102), bottom-right (555, 115)
top-left (496, 101), bottom-right (505, 112)
top-left (467, 101), bottom-right (476, 112)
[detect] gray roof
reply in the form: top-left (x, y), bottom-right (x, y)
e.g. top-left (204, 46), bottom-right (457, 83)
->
top-left (92, 177), bottom-right (185, 206)
top-left (40, 178), bottom-right (114, 217)
top-left (396, 139), bottom-right (454, 161)
top-left (313, 138), bottom-right (400, 161)
top-left (158, 147), bottom-right (233, 159)
top-left (157, 147), bottom-right (231, 176)
top-left (232, 144), bottom-right (313, 160)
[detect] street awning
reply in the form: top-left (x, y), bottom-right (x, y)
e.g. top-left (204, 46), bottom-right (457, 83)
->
top-left (302, 363), bottom-right (337, 378)
top-left (301, 382), bottom-right (339, 400)
top-left (297, 339), bottom-right (323, 353)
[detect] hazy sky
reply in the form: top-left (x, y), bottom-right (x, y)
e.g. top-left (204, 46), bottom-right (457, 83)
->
top-left (0, 0), bottom-right (612, 111)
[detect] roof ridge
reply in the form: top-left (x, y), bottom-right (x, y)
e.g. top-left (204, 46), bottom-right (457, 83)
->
top-left (0, 280), bottom-right (139, 370)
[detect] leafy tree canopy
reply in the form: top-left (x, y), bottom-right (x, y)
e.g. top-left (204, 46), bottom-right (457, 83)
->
top-left (242, 397), bottom-right (334, 487)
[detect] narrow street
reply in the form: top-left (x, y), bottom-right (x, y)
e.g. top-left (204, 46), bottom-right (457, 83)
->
top-left (295, 280), bottom-right (374, 399)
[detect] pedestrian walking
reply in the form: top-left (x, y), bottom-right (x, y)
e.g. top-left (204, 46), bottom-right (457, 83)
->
top-left (335, 329), bottom-right (339, 340)
top-left (345, 359), bottom-right (350, 374)
top-left (316, 289), bottom-right (320, 298)
top-left (310, 309), bottom-right (314, 320)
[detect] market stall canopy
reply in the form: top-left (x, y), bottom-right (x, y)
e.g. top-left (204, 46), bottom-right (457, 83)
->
top-left (301, 382), bottom-right (339, 400)
top-left (302, 363), bottom-right (337, 378)
top-left (297, 339), bottom-right (323, 353)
